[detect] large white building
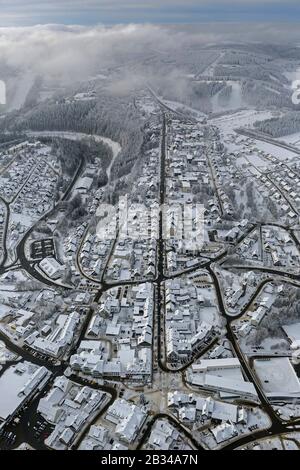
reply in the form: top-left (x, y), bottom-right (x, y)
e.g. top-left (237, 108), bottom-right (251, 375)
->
top-left (0, 362), bottom-right (50, 423)
top-left (39, 257), bottom-right (64, 280)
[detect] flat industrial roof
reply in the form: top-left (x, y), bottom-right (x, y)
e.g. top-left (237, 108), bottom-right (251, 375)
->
top-left (253, 358), bottom-right (300, 396)
top-left (0, 364), bottom-right (34, 420)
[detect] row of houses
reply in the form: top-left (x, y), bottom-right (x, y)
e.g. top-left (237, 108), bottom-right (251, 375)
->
top-left (38, 376), bottom-right (107, 450)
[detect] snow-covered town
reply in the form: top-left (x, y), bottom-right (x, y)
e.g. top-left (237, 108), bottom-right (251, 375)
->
top-left (0, 22), bottom-right (300, 454)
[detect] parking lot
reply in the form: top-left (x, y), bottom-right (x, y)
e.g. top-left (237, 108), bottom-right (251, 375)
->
top-left (30, 238), bottom-right (55, 260)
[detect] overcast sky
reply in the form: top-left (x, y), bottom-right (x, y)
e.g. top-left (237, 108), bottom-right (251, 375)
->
top-left (0, 0), bottom-right (299, 26)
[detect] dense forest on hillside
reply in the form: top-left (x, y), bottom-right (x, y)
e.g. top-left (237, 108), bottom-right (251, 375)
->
top-left (0, 95), bottom-right (144, 180)
top-left (254, 112), bottom-right (300, 137)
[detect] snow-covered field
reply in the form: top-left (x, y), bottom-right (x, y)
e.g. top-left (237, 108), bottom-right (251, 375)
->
top-left (211, 109), bottom-right (277, 134)
top-left (277, 132), bottom-right (300, 147)
top-left (253, 141), bottom-right (298, 162)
